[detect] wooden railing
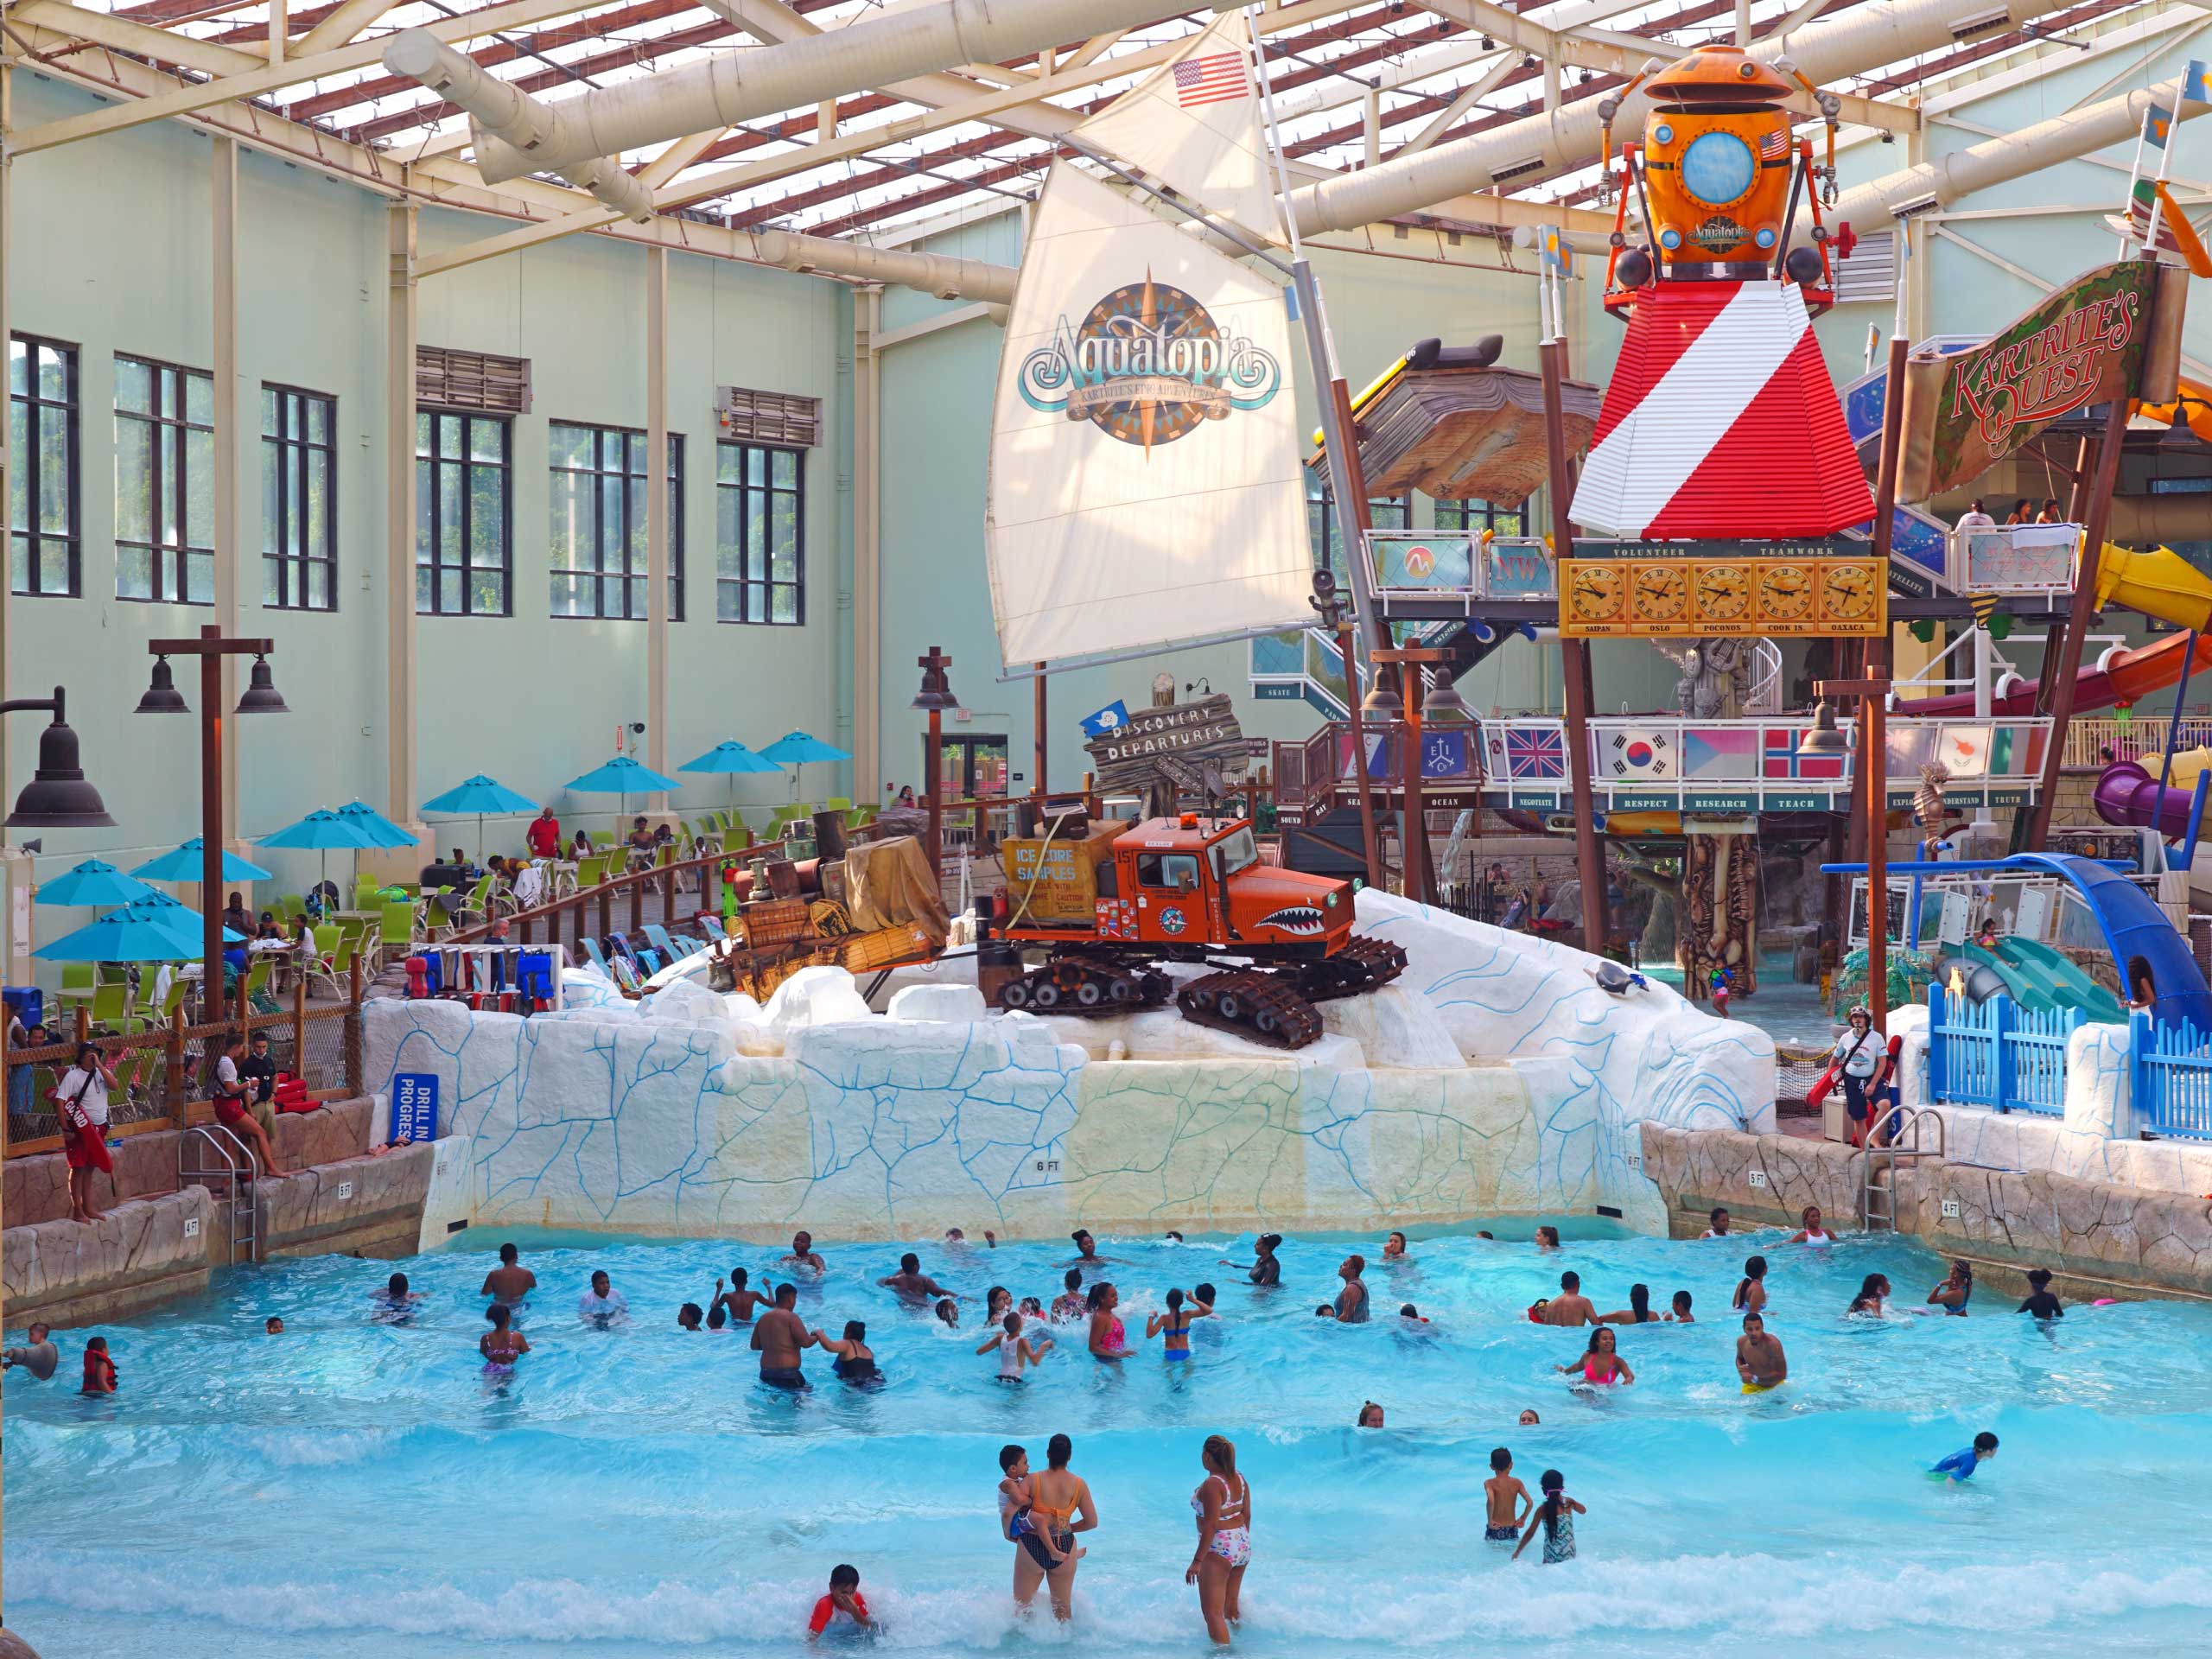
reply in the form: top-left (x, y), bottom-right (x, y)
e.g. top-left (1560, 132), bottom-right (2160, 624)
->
top-left (445, 842), bottom-right (785, 952)
top-left (3, 957), bottom-right (368, 1158)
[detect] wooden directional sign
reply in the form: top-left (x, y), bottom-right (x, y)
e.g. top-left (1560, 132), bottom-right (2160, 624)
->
top-left (1083, 692), bottom-right (1250, 797)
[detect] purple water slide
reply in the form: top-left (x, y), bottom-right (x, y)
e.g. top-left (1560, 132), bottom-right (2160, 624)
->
top-left (2093, 760), bottom-right (2198, 837)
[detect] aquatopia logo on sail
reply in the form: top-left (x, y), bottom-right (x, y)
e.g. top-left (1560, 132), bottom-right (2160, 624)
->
top-left (1017, 270), bottom-right (1282, 452)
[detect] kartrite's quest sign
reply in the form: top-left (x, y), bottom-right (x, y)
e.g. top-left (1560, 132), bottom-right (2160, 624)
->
top-left (1897, 259), bottom-right (2186, 501)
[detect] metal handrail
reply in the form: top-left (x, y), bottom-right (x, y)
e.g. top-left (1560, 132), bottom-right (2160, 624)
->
top-left (1853, 1105), bottom-right (1947, 1231)
top-left (179, 1120), bottom-right (260, 1264)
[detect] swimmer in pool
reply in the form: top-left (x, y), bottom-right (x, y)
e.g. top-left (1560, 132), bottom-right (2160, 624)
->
top-left (1020, 1295), bottom-right (1045, 1319)
top-left (480, 1304), bottom-right (529, 1368)
top-left (1067, 1228), bottom-right (1123, 1267)
top-left (997, 1445), bottom-right (1076, 1573)
top-left (2018, 1268), bottom-right (2065, 1319)
top-left (1147, 1287), bottom-right (1209, 1360)
top-left (1535, 1226), bottom-right (1561, 1250)
top-left (879, 1253), bottom-right (958, 1303)
top-left (751, 1282), bottom-right (813, 1389)
top-left (979, 1310), bottom-right (1053, 1380)
top-left (1932, 1431), bottom-right (1999, 1482)
top-left (1019, 1434), bottom-right (1096, 1621)
top-left (263, 1317), bottom-right (283, 1337)
top-left (1598, 1283), bottom-right (1661, 1325)
top-left (1381, 1230), bottom-right (1411, 1263)
top-left (779, 1230), bottom-right (827, 1274)
top-left (985, 1286), bottom-right (1014, 1325)
top-left (677, 1303), bottom-right (704, 1331)
top-left (1736, 1313), bottom-right (1787, 1391)
top-left (1847, 1273), bottom-right (1892, 1317)
top-left (1356, 1401), bottom-right (1384, 1427)
top-left (1928, 1260), bottom-right (1974, 1315)
top-left (712, 1268), bottom-right (772, 1325)
top-left (1541, 1272), bottom-right (1597, 1326)
top-left (1666, 1290), bottom-right (1695, 1323)
top-left (1087, 1283), bottom-right (1134, 1358)
top-left (1519, 1408), bottom-right (1541, 1426)
top-left (1789, 1205), bottom-right (1835, 1245)
top-left (1050, 1268), bottom-right (1086, 1322)
top-left (1484, 1446), bottom-right (1533, 1541)
top-left (1332, 1255), bottom-right (1371, 1323)
top-left (373, 1272), bottom-right (423, 1318)
top-left (1513, 1469), bottom-right (1585, 1564)
top-left (1557, 1325), bottom-right (1633, 1386)
top-left (1732, 1255), bottom-right (1770, 1318)
top-left (480, 1242), bottom-right (536, 1308)
top-left (1701, 1206), bottom-right (1732, 1239)
top-left (1185, 1435), bottom-right (1250, 1647)
top-left (935, 1298), bottom-right (961, 1328)
top-left (814, 1319), bottom-right (880, 1384)
top-left (1223, 1233), bottom-right (1282, 1287)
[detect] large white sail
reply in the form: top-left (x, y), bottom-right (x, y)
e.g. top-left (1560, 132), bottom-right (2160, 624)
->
top-left (1071, 8), bottom-right (1282, 245)
top-left (984, 162), bottom-right (1309, 669)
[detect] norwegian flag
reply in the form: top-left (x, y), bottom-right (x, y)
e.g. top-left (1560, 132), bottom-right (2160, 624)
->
top-left (1758, 128), bottom-right (1791, 161)
top-left (1570, 282), bottom-right (1874, 539)
top-left (1764, 727), bottom-right (1845, 780)
top-left (1173, 51), bottom-right (1247, 108)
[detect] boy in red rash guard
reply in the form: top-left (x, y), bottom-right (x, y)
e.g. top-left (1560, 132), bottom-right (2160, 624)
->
top-left (807, 1564), bottom-right (872, 1641)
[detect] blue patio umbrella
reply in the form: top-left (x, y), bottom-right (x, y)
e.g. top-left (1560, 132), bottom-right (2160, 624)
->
top-left (759, 730), bottom-right (853, 802)
top-left (566, 756), bottom-right (683, 832)
top-left (257, 809), bottom-right (379, 899)
top-left (678, 740), bottom-right (783, 810)
top-left (131, 838), bottom-right (276, 886)
top-left (35, 897), bottom-right (245, 963)
top-left (37, 859), bottom-right (158, 909)
top-left (336, 800), bottom-right (420, 848)
top-left (422, 773), bottom-right (538, 864)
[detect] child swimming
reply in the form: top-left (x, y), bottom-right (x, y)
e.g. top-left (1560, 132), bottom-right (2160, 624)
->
top-left (807, 1564), bottom-right (874, 1641)
top-left (480, 1304), bottom-right (530, 1370)
top-left (1484, 1447), bottom-right (1532, 1542)
top-left (1932, 1432), bottom-right (1999, 1482)
top-left (977, 1311), bottom-right (1053, 1382)
top-left (1512, 1469), bottom-right (1586, 1563)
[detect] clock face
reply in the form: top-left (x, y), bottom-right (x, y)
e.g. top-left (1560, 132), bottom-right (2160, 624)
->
top-left (1566, 562), bottom-right (1627, 626)
top-left (1757, 562), bottom-right (1815, 624)
top-left (1694, 563), bottom-right (1752, 629)
top-left (1821, 560), bottom-right (1880, 625)
top-left (1630, 561), bottom-right (1690, 624)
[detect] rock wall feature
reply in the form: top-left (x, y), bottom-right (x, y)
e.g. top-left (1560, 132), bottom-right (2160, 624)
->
top-left (3, 1187), bottom-right (218, 1324)
top-left (367, 889), bottom-right (1773, 1240)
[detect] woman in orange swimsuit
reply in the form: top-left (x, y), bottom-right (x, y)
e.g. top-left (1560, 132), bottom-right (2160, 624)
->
top-left (1016, 1433), bottom-right (1096, 1621)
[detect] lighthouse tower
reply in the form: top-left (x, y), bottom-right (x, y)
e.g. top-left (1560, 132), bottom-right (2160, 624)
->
top-left (1569, 45), bottom-right (1873, 540)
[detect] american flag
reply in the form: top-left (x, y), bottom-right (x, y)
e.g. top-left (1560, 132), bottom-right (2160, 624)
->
top-left (1758, 128), bottom-right (1791, 161)
top-left (1173, 51), bottom-right (1247, 108)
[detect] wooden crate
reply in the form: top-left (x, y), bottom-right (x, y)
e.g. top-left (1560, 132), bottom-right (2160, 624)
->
top-left (1001, 823), bottom-right (1120, 925)
top-left (740, 898), bottom-right (812, 946)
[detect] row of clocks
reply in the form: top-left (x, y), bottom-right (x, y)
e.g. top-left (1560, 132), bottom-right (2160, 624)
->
top-left (1559, 556), bottom-right (1886, 639)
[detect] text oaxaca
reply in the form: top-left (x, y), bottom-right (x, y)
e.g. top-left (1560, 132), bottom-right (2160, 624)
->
top-left (1017, 275), bottom-right (1282, 447)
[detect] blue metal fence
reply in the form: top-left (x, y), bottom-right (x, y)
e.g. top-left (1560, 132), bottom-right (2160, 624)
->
top-left (1927, 986), bottom-right (2082, 1116)
top-left (2130, 1012), bottom-right (2212, 1140)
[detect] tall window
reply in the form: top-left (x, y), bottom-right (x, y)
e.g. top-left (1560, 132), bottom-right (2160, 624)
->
top-left (416, 410), bottom-right (511, 616)
top-left (1436, 498), bottom-right (1525, 536)
top-left (114, 355), bottom-right (214, 605)
top-left (10, 335), bottom-right (79, 598)
top-left (1306, 473), bottom-right (1409, 586)
top-left (715, 442), bottom-right (804, 626)
top-left (262, 385), bottom-right (336, 612)
top-left (548, 422), bottom-right (683, 620)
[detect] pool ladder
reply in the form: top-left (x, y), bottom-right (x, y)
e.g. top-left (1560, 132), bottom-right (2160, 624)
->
top-left (1856, 1107), bottom-right (1946, 1232)
top-left (179, 1123), bottom-right (262, 1265)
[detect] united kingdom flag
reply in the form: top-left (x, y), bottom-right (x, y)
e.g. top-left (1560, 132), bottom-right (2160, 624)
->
top-left (1764, 727), bottom-right (1846, 780)
top-left (1503, 726), bottom-right (1567, 780)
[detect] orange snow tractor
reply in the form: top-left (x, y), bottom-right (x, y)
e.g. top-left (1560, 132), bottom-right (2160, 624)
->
top-left (991, 814), bottom-right (1407, 1050)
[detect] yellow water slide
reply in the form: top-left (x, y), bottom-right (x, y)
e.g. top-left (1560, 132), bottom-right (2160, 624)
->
top-left (2091, 543), bottom-right (2212, 790)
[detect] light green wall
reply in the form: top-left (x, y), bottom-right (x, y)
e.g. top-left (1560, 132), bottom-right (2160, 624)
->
top-left (6, 69), bottom-right (849, 938)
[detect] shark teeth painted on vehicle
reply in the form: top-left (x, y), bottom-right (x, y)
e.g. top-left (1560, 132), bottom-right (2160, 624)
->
top-left (1255, 906), bottom-right (1326, 938)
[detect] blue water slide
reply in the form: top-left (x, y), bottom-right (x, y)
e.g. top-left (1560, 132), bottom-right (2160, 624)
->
top-left (2012, 851), bottom-right (2212, 1030)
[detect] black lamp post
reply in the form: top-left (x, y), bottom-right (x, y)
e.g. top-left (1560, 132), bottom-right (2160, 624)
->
top-left (136, 626), bottom-right (288, 1023)
top-left (2, 688), bottom-right (115, 828)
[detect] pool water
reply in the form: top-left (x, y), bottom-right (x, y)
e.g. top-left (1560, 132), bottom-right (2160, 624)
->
top-left (10, 1224), bottom-right (2212, 1658)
